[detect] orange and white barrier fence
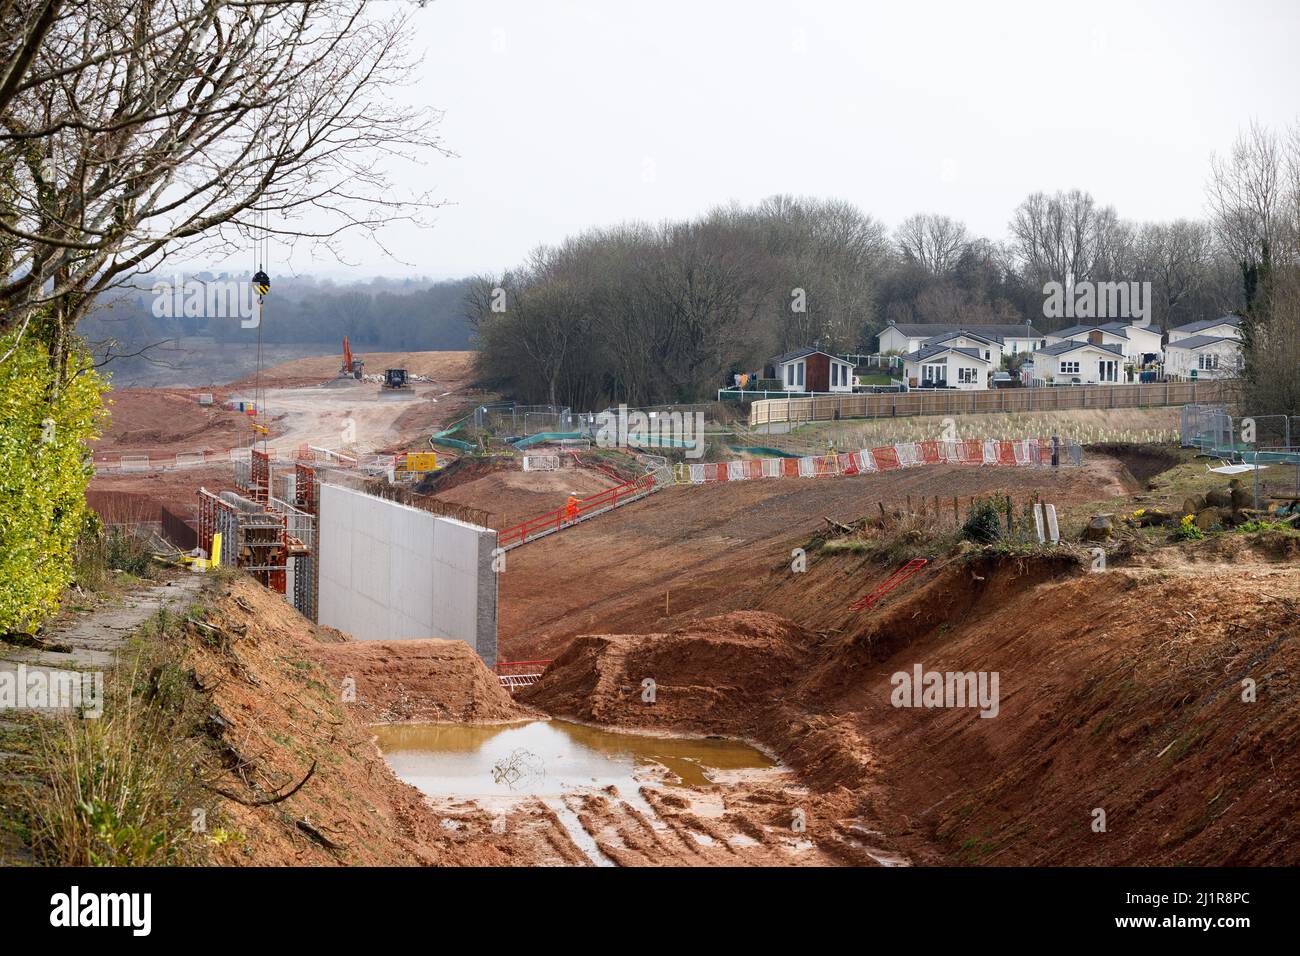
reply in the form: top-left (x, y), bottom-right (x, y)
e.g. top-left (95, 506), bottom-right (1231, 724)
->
top-left (679, 437), bottom-right (1079, 484)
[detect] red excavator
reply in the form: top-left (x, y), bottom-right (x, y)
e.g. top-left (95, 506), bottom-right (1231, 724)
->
top-left (339, 336), bottom-right (364, 379)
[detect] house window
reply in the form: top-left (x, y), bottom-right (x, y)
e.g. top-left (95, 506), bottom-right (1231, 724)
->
top-left (922, 362), bottom-right (945, 384)
top-left (958, 368), bottom-right (977, 384)
top-left (1059, 361), bottom-right (1080, 374)
top-left (1198, 353), bottom-right (1219, 371)
top-left (797, 362), bottom-right (805, 387)
top-left (832, 364), bottom-right (840, 387)
top-left (785, 364), bottom-right (794, 386)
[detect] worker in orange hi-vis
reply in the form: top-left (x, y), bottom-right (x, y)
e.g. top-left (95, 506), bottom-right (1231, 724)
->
top-left (565, 494), bottom-right (580, 523)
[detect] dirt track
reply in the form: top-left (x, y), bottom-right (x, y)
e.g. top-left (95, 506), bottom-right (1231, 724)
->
top-left (498, 457), bottom-right (1131, 661)
top-left (433, 466), bottom-right (620, 530)
top-left (95, 350), bottom-right (480, 463)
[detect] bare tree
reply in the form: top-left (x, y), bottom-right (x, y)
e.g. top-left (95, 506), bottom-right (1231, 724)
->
top-left (0, 0), bottom-right (445, 377)
top-left (1133, 219), bottom-right (1214, 333)
top-left (1206, 120), bottom-right (1291, 268)
top-left (1008, 189), bottom-right (1128, 288)
top-left (895, 213), bottom-right (968, 275)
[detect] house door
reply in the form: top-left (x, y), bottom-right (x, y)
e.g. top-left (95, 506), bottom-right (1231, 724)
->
top-left (1099, 360), bottom-right (1118, 382)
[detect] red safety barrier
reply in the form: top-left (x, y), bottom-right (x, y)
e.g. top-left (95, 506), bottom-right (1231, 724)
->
top-left (497, 473), bottom-right (657, 548)
top-left (996, 440), bottom-right (1016, 465)
top-left (957, 439), bottom-right (984, 464)
top-left (838, 453), bottom-right (859, 476)
top-left (918, 440), bottom-right (941, 465)
top-left (872, 446), bottom-right (900, 470)
top-left (848, 558), bottom-right (929, 612)
top-left (782, 458), bottom-right (800, 477)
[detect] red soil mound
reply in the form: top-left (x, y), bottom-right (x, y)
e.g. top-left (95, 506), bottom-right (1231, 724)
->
top-left (313, 639), bottom-right (537, 724)
top-left (186, 576), bottom-right (548, 865)
top-left (522, 549), bottom-right (1300, 866)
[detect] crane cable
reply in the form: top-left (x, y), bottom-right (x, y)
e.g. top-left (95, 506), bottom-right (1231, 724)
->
top-left (250, 7), bottom-right (271, 453)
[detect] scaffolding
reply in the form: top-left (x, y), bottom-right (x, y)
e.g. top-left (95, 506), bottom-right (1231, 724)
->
top-left (197, 487), bottom-right (317, 618)
top-left (269, 495), bottom-right (317, 621)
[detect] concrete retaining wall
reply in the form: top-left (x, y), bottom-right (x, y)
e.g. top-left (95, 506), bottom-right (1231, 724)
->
top-left (317, 483), bottom-right (497, 665)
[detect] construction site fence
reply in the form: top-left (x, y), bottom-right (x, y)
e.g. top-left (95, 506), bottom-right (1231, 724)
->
top-left (678, 438), bottom-right (1081, 484)
top-left (1181, 404), bottom-right (1299, 455)
top-left (161, 506), bottom-right (198, 551)
top-left (749, 380), bottom-right (1236, 426)
top-left (474, 402), bottom-right (575, 436)
top-left (522, 454), bottom-right (561, 471)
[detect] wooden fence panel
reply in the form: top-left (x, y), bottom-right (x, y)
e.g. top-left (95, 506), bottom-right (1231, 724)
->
top-left (749, 381), bottom-right (1234, 426)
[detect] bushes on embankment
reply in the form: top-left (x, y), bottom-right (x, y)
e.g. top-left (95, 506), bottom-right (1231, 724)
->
top-left (0, 333), bottom-right (106, 634)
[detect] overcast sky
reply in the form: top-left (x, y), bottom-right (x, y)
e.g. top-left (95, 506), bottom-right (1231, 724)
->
top-left (275, 0), bottom-right (1300, 280)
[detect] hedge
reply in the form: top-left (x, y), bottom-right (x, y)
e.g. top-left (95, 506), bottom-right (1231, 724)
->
top-left (0, 334), bottom-right (107, 634)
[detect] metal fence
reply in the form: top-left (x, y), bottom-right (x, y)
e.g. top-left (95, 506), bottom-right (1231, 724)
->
top-left (474, 403), bottom-right (574, 436)
top-left (1182, 404), bottom-right (1299, 457)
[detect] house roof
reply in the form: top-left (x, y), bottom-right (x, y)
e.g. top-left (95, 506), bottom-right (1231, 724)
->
top-left (922, 329), bottom-right (1000, 347)
top-left (1035, 340), bottom-right (1125, 357)
top-left (883, 322), bottom-right (1043, 341)
top-left (769, 347), bottom-right (853, 366)
top-left (1053, 322), bottom-right (1129, 338)
top-left (905, 344), bottom-right (993, 364)
top-left (1169, 315), bottom-right (1241, 335)
top-left (1166, 334), bottom-right (1237, 351)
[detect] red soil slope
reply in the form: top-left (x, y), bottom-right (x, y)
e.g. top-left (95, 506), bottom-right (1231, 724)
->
top-left (523, 544), bottom-right (1300, 866)
top-left (499, 458), bottom-right (1130, 661)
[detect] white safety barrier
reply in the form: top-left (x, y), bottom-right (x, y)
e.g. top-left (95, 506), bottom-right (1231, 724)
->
top-left (895, 443), bottom-right (921, 467)
top-left (119, 455), bottom-right (150, 473)
top-left (523, 454), bottom-right (561, 472)
top-left (175, 451), bottom-right (205, 468)
top-left (680, 438), bottom-right (1076, 484)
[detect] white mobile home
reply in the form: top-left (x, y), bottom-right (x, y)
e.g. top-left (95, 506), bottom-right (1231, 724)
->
top-left (1030, 341), bottom-right (1125, 386)
top-left (902, 344), bottom-right (994, 390)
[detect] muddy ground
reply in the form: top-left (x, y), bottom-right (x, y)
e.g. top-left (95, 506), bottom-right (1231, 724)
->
top-left (498, 456), bottom-right (1131, 661)
top-left (521, 547), bottom-right (1300, 866)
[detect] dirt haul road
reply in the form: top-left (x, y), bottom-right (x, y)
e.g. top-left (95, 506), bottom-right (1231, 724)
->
top-left (94, 350), bottom-right (480, 465)
top-left (497, 456), bottom-right (1131, 661)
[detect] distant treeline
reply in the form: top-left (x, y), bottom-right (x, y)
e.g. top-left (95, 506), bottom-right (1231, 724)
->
top-left (468, 189), bottom-right (1258, 408)
top-left (77, 274), bottom-right (477, 354)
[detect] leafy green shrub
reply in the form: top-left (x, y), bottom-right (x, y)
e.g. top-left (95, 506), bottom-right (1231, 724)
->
top-left (0, 333), bottom-right (107, 633)
top-left (961, 495), bottom-right (1007, 544)
top-left (1172, 514), bottom-right (1205, 541)
top-left (1236, 518), bottom-right (1298, 534)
